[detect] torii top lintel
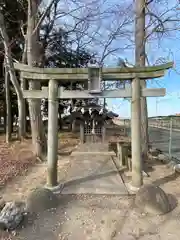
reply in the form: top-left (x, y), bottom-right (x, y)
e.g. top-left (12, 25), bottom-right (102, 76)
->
top-left (13, 62), bottom-right (173, 82)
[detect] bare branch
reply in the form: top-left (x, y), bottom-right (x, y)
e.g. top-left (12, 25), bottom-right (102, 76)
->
top-left (145, 0), bottom-right (180, 42)
top-left (146, 0), bottom-right (154, 5)
top-left (0, 11), bottom-right (23, 100)
top-left (32, 0), bottom-right (57, 35)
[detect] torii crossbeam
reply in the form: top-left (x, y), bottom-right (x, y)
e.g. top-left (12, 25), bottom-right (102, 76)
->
top-left (14, 62), bottom-right (173, 189)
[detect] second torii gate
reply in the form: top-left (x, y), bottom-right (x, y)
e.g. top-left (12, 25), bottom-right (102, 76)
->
top-left (14, 61), bottom-right (173, 191)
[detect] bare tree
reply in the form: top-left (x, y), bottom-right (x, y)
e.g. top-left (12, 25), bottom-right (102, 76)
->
top-left (0, 12), bottom-right (25, 140)
top-left (39, 0), bottom-right (135, 111)
top-left (4, 60), bottom-right (11, 142)
top-left (139, 0), bottom-right (180, 161)
top-left (49, 0), bottom-right (134, 62)
top-left (1, 0), bottom-right (149, 153)
top-left (0, 0), bottom-right (57, 156)
top-left (26, 0), bottom-right (47, 159)
top-left (21, 0), bottom-right (60, 159)
top-left (134, 0), bottom-right (149, 162)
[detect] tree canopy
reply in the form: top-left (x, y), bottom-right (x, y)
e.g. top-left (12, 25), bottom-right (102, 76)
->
top-left (0, 0), bottom-right (96, 131)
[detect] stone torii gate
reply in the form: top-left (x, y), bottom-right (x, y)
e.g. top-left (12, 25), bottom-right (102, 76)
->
top-left (14, 62), bottom-right (173, 191)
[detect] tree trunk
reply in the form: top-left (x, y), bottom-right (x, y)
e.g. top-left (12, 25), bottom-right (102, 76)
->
top-left (72, 120), bottom-right (76, 132)
top-left (4, 65), bottom-right (12, 142)
top-left (0, 11), bottom-right (25, 140)
top-left (135, 0), bottom-right (149, 162)
top-left (19, 78), bottom-right (26, 137)
top-left (58, 113), bottom-right (62, 130)
top-left (20, 40), bottom-right (28, 137)
top-left (140, 84), bottom-right (149, 161)
top-left (27, 0), bottom-right (47, 159)
top-left (18, 97), bottom-right (26, 140)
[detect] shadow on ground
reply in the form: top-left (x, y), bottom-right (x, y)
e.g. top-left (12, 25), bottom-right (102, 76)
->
top-left (152, 172), bottom-right (180, 186)
top-left (62, 170), bottom-right (124, 188)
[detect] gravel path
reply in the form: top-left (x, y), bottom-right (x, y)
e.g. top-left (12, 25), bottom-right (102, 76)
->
top-left (60, 143), bottom-right (128, 195)
top-left (12, 159), bottom-right (180, 240)
top-left (2, 140), bottom-right (180, 239)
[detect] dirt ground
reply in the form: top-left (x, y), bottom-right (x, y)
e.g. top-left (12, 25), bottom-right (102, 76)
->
top-left (0, 134), bottom-right (180, 239)
top-left (0, 132), bottom-right (79, 201)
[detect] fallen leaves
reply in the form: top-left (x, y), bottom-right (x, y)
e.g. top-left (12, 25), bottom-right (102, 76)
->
top-left (0, 132), bottom-right (79, 188)
top-left (0, 140), bottom-right (36, 187)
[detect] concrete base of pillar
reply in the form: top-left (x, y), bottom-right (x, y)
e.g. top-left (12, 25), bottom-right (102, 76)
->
top-left (126, 182), bottom-right (140, 194)
top-left (44, 183), bottom-right (64, 194)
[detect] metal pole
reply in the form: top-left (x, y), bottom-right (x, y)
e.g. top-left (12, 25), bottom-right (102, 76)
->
top-left (47, 79), bottom-right (59, 187)
top-left (169, 117), bottom-right (173, 160)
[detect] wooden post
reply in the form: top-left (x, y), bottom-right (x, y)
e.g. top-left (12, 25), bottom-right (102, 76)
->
top-left (131, 77), bottom-right (143, 188)
top-left (116, 143), bottom-right (129, 167)
top-left (116, 143), bottom-right (122, 165)
top-left (47, 79), bottom-right (59, 187)
top-left (80, 123), bottom-right (84, 143)
top-left (102, 125), bottom-right (106, 143)
top-left (72, 120), bottom-right (76, 132)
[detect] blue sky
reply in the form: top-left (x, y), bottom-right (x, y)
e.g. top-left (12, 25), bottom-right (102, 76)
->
top-left (76, 0), bottom-right (180, 118)
top-left (107, 35), bottom-right (180, 118)
top-left (102, 1), bottom-right (180, 118)
top-left (106, 65), bottom-right (180, 119)
top-left (106, 63), bottom-right (180, 118)
top-left (46, 0), bottom-right (180, 118)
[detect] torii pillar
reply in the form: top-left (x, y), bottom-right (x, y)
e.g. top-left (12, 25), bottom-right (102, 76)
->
top-left (131, 77), bottom-right (142, 191)
top-left (13, 62), bottom-right (173, 190)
